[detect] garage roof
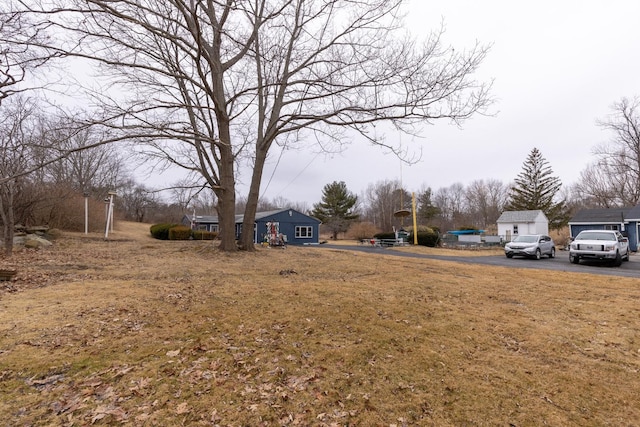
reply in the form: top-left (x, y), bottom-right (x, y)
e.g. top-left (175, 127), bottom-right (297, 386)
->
top-left (569, 207), bottom-right (630, 223)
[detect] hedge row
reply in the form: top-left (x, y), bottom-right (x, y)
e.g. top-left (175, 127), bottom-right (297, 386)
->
top-left (411, 231), bottom-right (440, 247)
top-left (150, 223), bottom-right (179, 240)
top-left (192, 230), bottom-right (218, 240)
top-left (168, 226), bottom-right (192, 240)
top-left (373, 231), bottom-right (440, 247)
top-left (150, 223), bottom-right (218, 241)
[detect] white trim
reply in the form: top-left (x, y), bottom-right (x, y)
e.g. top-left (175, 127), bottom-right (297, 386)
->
top-left (569, 221), bottom-right (628, 225)
top-left (295, 226), bottom-right (313, 239)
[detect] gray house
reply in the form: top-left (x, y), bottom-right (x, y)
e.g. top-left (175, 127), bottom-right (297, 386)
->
top-left (496, 210), bottom-right (549, 241)
top-left (183, 209), bottom-right (322, 245)
top-left (569, 206), bottom-right (639, 252)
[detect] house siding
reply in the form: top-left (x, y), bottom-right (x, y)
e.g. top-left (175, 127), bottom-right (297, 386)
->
top-left (182, 209), bottom-right (321, 245)
top-left (496, 210), bottom-right (549, 240)
top-left (183, 215), bottom-right (220, 233)
top-left (628, 224), bottom-right (638, 252)
top-left (624, 205), bottom-right (640, 252)
top-left (255, 210), bottom-right (321, 245)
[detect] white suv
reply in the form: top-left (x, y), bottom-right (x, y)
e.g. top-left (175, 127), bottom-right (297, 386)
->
top-left (569, 230), bottom-right (630, 266)
top-left (504, 234), bottom-right (556, 259)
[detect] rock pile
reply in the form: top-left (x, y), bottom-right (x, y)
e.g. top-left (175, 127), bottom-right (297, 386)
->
top-left (1, 225), bottom-right (54, 249)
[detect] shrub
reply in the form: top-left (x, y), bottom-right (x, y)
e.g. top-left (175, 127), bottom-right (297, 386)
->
top-left (409, 230), bottom-right (440, 247)
top-left (150, 223), bottom-right (180, 240)
top-left (168, 225), bottom-right (193, 240)
top-left (372, 229), bottom-right (440, 247)
top-left (347, 222), bottom-right (381, 241)
top-left (29, 186), bottom-right (110, 232)
top-left (406, 225), bottom-right (439, 234)
top-left (192, 230), bottom-right (218, 240)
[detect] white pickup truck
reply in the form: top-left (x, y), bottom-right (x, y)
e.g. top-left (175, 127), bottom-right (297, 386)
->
top-left (569, 230), bottom-right (630, 266)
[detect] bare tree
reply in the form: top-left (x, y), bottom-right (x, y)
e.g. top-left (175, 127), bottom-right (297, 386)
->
top-left (4, 109), bottom-right (134, 231)
top-left (573, 162), bottom-right (621, 208)
top-left (117, 182), bottom-right (159, 223)
top-left (362, 179), bottom-right (409, 232)
top-left (42, 123), bottom-right (127, 194)
top-left (168, 180), bottom-right (204, 215)
top-left (0, 3), bottom-right (75, 241)
top-left (0, 5), bottom-right (33, 103)
top-left (0, 96), bottom-right (39, 255)
top-left (432, 183), bottom-right (469, 231)
top-left (191, 189), bottom-right (217, 215)
top-left (465, 179), bottom-right (508, 229)
top-left (0, 1), bottom-right (62, 104)
top-left (270, 196), bottom-right (310, 214)
top-left (12, 0), bottom-right (492, 251)
top-left (559, 184), bottom-right (589, 219)
top-left (236, 194), bottom-right (308, 214)
top-left (576, 97), bottom-right (640, 207)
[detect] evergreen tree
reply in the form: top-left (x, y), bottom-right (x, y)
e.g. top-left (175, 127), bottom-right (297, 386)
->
top-left (416, 187), bottom-right (441, 224)
top-left (312, 181), bottom-right (359, 239)
top-left (506, 148), bottom-right (569, 229)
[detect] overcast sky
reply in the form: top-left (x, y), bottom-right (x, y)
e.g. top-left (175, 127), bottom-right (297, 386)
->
top-left (231, 0), bottom-right (640, 207)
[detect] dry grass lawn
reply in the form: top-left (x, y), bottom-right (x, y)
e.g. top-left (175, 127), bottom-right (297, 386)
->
top-left (1, 221), bottom-right (639, 426)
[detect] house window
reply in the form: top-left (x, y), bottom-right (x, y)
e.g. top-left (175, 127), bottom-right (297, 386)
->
top-left (209, 224), bottom-right (219, 232)
top-left (604, 225), bottom-right (619, 231)
top-left (513, 225), bottom-right (519, 235)
top-left (295, 226), bottom-right (313, 238)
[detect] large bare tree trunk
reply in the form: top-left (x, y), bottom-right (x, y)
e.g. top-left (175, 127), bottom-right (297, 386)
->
top-left (240, 147), bottom-right (269, 250)
top-left (215, 143), bottom-right (237, 252)
top-left (216, 189), bottom-right (236, 251)
top-left (0, 181), bottom-right (15, 256)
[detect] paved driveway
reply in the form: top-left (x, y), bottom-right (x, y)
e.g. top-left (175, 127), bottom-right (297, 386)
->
top-left (319, 245), bottom-right (640, 279)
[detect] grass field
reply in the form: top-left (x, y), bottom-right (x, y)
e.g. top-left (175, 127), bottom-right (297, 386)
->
top-left (1, 221), bottom-right (639, 426)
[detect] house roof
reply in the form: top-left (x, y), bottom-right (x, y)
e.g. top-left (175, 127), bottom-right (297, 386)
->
top-left (569, 207), bottom-right (631, 224)
top-left (626, 204), bottom-right (640, 221)
top-left (255, 209), bottom-right (290, 220)
top-left (496, 210), bottom-right (547, 223)
top-left (185, 214), bottom-right (227, 224)
top-left (185, 208), bottom-right (320, 224)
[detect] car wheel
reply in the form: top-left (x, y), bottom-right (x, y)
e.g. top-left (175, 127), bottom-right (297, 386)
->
top-left (506, 253), bottom-right (513, 259)
top-left (570, 254), bottom-right (580, 264)
top-left (613, 251), bottom-right (622, 267)
top-left (549, 247), bottom-right (556, 258)
top-left (623, 250), bottom-right (630, 261)
top-left (534, 248), bottom-right (541, 260)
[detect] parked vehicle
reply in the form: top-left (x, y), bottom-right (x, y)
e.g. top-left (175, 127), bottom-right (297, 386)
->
top-left (569, 230), bottom-right (629, 266)
top-left (504, 234), bottom-right (556, 259)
